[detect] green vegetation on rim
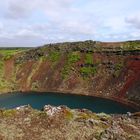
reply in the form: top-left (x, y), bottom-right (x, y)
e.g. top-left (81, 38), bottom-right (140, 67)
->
top-left (48, 51), bottom-right (61, 62)
top-left (1, 110), bottom-right (17, 117)
top-left (85, 53), bottom-right (93, 64)
top-left (0, 60), bottom-right (5, 89)
top-left (123, 41), bottom-right (140, 50)
top-left (61, 52), bottom-right (80, 79)
top-left (0, 59), bottom-right (15, 91)
top-left (80, 67), bottom-right (97, 77)
top-left (80, 53), bottom-right (97, 77)
top-left (65, 110), bottom-right (74, 120)
top-left (113, 62), bottom-right (123, 77)
top-left (0, 49), bottom-right (27, 61)
top-left (67, 52), bottom-right (81, 63)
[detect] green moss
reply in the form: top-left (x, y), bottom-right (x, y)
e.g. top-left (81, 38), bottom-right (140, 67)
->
top-left (61, 65), bottom-right (70, 79)
top-left (95, 131), bottom-right (105, 140)
top-left (80, 53), bottom-right (97, 77)
top-left (80, 67), bottom-right (97, 77)
top-left (97, 113), bottom-right (111, 119)
top-left (31, 81), bottom-right (40, 90)
top-left (2, 55), bottom-right (13, 61)
top-left (0, 60), bottom-right (4, 87)
top-left (113, 62), bottom-right (123, 77)
top-left (123, 41), bottom-right (140, 50)
top-left (85, 54), bottom-right (93, 64)
top-left (68, 52), bottom-right (80, 63)
top-left (0, 59), bottom-right (16, 91)
top-left (0, 49), bottom-right (26, 61)
top-left (65, 110), bottom-right (74, 120)
top-left (27, 60), bottom-right (43, 87)
top-left (77, 112), bottom-right (93, 120)
top-left (48, 51), bottom-right (61, 62)
top-left (0, 60), bottom-right (4, 76)
top-left (2, 110), bottom-right (17, 117)
top-left (38, 112), bottom-right (48, 118)
top-left (61, 52), bottom-right (80, 79)
top-left (40, 56), bottom-right (47, 62)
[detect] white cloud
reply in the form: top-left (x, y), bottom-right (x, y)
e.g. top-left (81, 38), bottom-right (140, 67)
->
top-left (0, 22), bottom-right (4, 32)
top-left (15, 29), bottom-right (44, 39)
top-left (4, 0), bottom-right (75, 19)
top-left (125, 15), bottom-right (140, 29)
top-left (0, 0), bottom-right (140, 46)
top-left (5, 0), bottom-right (38, 19)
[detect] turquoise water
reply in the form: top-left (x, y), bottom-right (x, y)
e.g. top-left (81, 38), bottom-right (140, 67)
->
top-left (0, 92), bottom-right (137, 114)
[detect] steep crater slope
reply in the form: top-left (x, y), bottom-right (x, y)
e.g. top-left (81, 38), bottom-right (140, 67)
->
top-left (0, 40), bottom-right (140, 108)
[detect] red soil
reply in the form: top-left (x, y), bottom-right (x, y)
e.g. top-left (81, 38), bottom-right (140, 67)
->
top-left (119, 56), bottom-right (140, 98)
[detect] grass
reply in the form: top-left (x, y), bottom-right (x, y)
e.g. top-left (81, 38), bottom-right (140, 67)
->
top-left (39, 56), bottom-right (47, 62)
top-left (80, 67), bottom-right (97, 77)
top-left (0, 49), bottom-right (26, 56)
top-left (27, 60), bottom-right (42, 87)
top-left (38, 112), bottom-right (48, 118)
top-left (0, 49), bottom-right (27, 60)
top-left (61, 65), bottom-right (70, 79)
top-left (80, 53), bottom-right (97, 77)
top-left (85, 53), bottom-right (93, 64)
top-left (123, 41), bottom-right (140, 50)
top-left (0, 60), bottom-right (4, 84)
top-left (113, 62), bottom-right (123, 77)
top-left (2, 110), bottom-right (17, 117)
top-left (0, 48), bottom-right (29, 91)
top-left (48, 51), bottom-right (61, 62)
top-left (65, 110), bottom-right (74, 120)
top-left (61, 52), bottom-right (80, 79)
top-left (0, 60), bottom-right (4, 73)
top-left (0, 58), bottom-right (16, 91)
top-left (47, 51), bottom-right (61, 69)
top-left (31, 81), bottom-right (40, 90)
top-left (67, 52), bottom-right (80, 63)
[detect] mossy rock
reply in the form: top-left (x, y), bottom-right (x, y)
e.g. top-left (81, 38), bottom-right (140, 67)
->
top-left (2, 109), bottom-right (17, 117)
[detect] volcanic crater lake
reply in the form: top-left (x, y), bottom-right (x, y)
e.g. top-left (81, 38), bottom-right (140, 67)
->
top-left (0, 92), bottom-right (137, 114)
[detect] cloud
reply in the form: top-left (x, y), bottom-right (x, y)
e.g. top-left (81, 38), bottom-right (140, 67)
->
top-left (125, 15), bottom-right (140, 29)
top-left (4, 0), bottom-right (75, 19)
top-left (15, 29), bottom-right (44, 39)
top-left (0, 0), bottom-right (140, 46)
top-left (5, 0), bottom-right (38, 19)
top-left (0, 22), bottom-right (4, 32)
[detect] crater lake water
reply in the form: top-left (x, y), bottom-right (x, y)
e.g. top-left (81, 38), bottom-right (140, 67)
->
top-left (0, 92), bottom-right (137, 114)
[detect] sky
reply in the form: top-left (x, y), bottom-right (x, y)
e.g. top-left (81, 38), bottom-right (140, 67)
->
top-left (0, 0), bottom-right (140, 47)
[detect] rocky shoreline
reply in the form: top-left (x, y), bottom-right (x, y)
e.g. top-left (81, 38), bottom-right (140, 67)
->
top-left (0, 105), bottom-right (140, 140)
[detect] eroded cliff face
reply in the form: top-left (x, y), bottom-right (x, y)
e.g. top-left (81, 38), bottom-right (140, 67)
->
top-left (0, 40), bottom-right (140, 107)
